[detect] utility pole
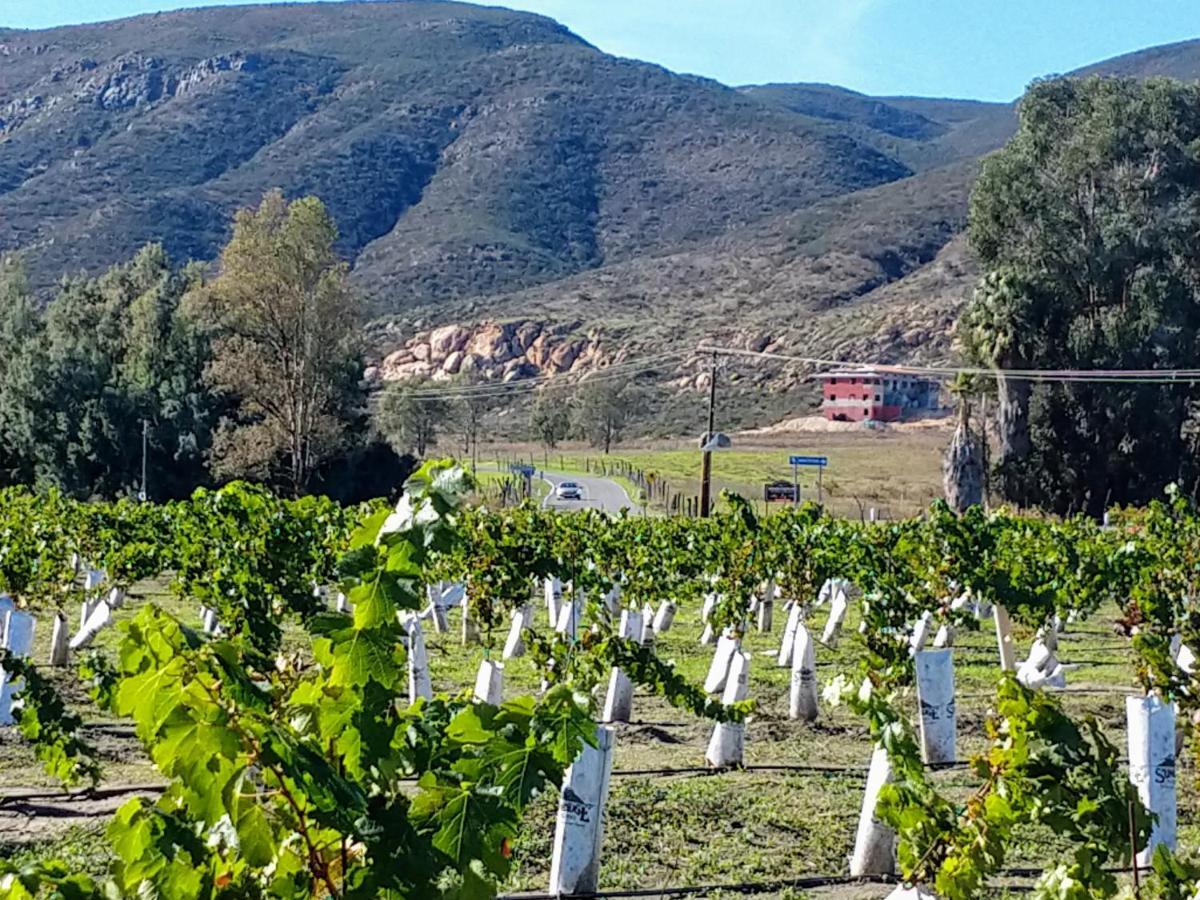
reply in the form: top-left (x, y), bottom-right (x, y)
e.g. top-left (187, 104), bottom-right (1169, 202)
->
top-left (699, 351), bottom-right (717, 518)
top-left (139, 418), bottom-right (149, 502)
top-left (980, 394), bottom-right (990, 511)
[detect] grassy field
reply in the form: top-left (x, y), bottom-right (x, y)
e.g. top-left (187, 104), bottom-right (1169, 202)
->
top-left (476, 425), bottom-right (950, 519)
top-left (0, 575), bottom-right (1178, 899)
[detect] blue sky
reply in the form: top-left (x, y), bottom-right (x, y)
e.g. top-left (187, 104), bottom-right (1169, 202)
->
top-left (3, 0), bottom-right (1199, 101)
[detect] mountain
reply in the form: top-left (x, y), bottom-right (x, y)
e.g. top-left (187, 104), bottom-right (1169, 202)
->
top-left (2, 3), bottom-right (1199, 430)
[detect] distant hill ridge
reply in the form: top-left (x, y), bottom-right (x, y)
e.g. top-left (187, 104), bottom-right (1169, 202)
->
top-left (2, 2), bottom-right (1198, 428)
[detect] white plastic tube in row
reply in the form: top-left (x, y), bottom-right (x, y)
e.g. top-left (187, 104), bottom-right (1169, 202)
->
top-left (601, 608), bottom-right (644, 723)
top-left (850, 743), bottom-right (896, 877)
top-left (778, 600), bottom-right (803, 667)
top-left (915, 649), bottom-right (956, 764)
top-left (1127, 694), bottom-right (1176, 865)
top-left (789, 623), bottom-right (819, 721)
top-left (705, 649), bottom-right (749, 768)
top-left (549, 726), bottom-right (615, 895)
top-left (0, 608), bottom-right (36, 725)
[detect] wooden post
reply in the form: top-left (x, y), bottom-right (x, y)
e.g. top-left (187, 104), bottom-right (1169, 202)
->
top-left (993, 605), bottom-right (1017, 672)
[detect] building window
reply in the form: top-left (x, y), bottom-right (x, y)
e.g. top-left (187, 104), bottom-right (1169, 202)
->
top-left (863, 394), bottom-right (869, 401)
top-left (875, 394), bottom-right (881, 402)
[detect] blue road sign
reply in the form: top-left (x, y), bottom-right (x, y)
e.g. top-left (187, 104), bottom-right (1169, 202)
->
top-left (789, 455), bottom-right (828, 467)
top-left (510, 463), bottom-right (535, 477)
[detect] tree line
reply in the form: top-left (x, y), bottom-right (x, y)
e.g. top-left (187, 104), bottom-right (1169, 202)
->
top-left (0, 191), bottom-right (404, 501)
top-left (378, 376), bottom-right (636, 462)
top-left (0, 189), bottom-right (640, 501)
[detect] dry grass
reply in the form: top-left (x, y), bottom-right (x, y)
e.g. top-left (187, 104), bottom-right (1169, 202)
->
top-left (471, 425), bottom-right (950, 519)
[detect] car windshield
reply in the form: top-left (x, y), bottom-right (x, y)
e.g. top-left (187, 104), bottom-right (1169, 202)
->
top-left (560, 482), bottom-right (578, 488)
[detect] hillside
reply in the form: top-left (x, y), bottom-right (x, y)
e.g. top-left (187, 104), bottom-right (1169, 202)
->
top-left (2, 3), bottom-right (1200, 431)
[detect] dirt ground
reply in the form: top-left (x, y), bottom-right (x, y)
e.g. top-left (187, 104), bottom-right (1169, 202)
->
top-left (0, 586), bottom-right (1183, 899)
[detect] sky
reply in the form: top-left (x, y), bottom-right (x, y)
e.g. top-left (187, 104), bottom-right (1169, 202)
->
top-left (3, 0), bottom-right (1199, 101)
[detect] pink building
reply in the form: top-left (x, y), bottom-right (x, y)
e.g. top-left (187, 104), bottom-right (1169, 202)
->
top-left (818, 369), bottom-right (939, 422)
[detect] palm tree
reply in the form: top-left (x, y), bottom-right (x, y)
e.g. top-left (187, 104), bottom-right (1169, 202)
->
top-left (943, 376), bottom-right (984, 512)
top-left (958, 269), bottom-right (1036, 506)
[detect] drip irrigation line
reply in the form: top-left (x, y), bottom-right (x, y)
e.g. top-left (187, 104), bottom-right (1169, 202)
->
top-left (0, 783), bottom-right (165, 804)
top-left (497, 864), bottom-right (1142, 900)
top-left (610, 759), bottom-right (977, 779)
top-left (497, 873), bottom-right (898, 899)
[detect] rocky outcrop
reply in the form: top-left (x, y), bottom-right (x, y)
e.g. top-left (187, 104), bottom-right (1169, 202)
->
top-left (376, 319), bottom-right (608, 384)
top-left (0, 51), bottom-right (261, 136)
top-left (73, 52), bottom-right (259, 110)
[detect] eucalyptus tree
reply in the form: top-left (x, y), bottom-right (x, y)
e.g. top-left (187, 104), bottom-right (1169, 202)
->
top-left (189, 191), bottom-right (364, 496)
top-left (965, 76), bottom-right (1200, 514)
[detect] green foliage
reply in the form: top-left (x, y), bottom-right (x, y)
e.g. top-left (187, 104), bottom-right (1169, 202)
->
top-left (169, 482), bottom-right (355, 653)
top-left (571, 381), bottom-right (631, 454)
top-left (375, 382), bottom-right (447, 459)
top-left (7, 461), bottom-right (595, 899)
top-left (966, 76), bottom-right (1200, 514)
top-left (830, 674), bottom-right (1148, 900)
top-left (0, 246), bottom-right (217, 499)
top-left (1145, 845), bottom-right (1200, 899)
top-left (529, 390), bottom-right (570, 451)
top-left (1, 653), bottom-right (100, 788)
top-left (6, 471), bottom-right (1199, 898)
top-left (191, 191), bottom-right (365, 497)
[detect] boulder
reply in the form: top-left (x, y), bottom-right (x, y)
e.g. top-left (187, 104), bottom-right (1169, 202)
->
top-left (503, 362), bottom-right (537, 382)
top-left (411, 342), bottom-right (431, 362)
top-left (526, 334), bottom-right (550, 369)
top-left (442, 350), bottom-right (465, 375)
top-left (382, 348), bottom-right (414, 368)
top-left (549, 340), bottom-right (583, 372)
top-left (467, 322), bottom-right (516, 365)
top-left (459, 353), bottom-right (482, 376)
top-left (514, 320), bottom-right (542, 352)
top-left (430, 324), bottom-right (469, 356)
top-left (747, 333), bottom-right (771, 353)
top-left (388, 360), bottom-right (433, 380)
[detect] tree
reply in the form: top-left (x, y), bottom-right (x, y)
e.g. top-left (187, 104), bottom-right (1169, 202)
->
top-left (530, 386), bottom-right (570, 451)
top-left (188, 190), bottom-right (363, 496)
top-left (376, 382), bottom-right (447, 457)
top-left (572, 379), bottom-right (629, 453)
top-left (0, 246), bottom-right (218, 499)
top-left (0, 256), bottom-right (44, 487)
top-left (964, 76), bottom-right (1200, 514)
top-left (942, 380), bottom-right (984, 513)
top-left (453, 380), bottom-right (491, 470)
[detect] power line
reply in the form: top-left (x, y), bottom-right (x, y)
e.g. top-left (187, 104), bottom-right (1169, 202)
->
top-left (702, 345), bottom-right (1200, 385)
top-left (379, 338), bottom-right (1200, 405)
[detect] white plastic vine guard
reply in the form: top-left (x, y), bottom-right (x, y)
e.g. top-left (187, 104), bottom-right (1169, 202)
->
top-left (704, 632), bottom-right (740, 694)
top-left (789, 623), bottom-right (819, 721)
top-left (849, 744), bottom-right (896, 877)
top-left (1127, 694), bottom-right (1177, 864)
top-left (549, 726), bottom-right (614, 895)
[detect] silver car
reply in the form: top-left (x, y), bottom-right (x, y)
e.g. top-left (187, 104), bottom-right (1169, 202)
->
top-left (555, 481), bottom-right (583, 500)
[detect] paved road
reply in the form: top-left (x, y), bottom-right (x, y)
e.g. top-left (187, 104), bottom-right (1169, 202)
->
top-left (540, 470), bottom-right (633, 513)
